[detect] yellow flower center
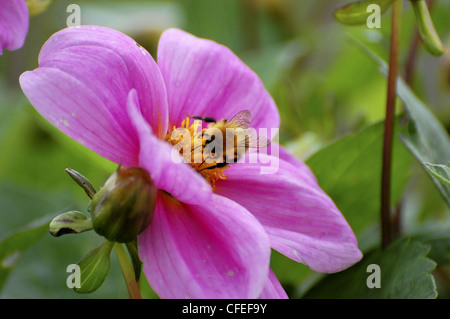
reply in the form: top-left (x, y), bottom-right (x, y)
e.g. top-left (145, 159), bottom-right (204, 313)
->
top-left (165, 116), bottom-right (228, 188)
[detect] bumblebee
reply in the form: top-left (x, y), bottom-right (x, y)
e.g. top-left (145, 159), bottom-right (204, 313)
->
top-left (194, 110), bottom-right (270, 171)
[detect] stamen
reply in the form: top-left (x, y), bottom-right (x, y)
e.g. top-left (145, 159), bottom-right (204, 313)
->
top-left (165, 116), bottom-right (228, 188)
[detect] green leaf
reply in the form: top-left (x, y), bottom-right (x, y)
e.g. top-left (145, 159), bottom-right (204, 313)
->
top-left (397, 86), bottom-right (450, 179)
top-left (333, 0), bottom-right (395, 25)
top-left (352, 39), bottom-right (450, 205)
top-left (74, 240), bottom-right (115, 294)
top-left (49, 211), bottom-right (93, 237)
top-left (414, 233), bottom-right (450, 265)
top-left (306, 119), bottom-right (412, 237)
top-left (303, 237), bottom-right (437, 298)
top-left (0, 218), bottom-right (50, 292)
top-left (423, 162), bottom-right (450, 188)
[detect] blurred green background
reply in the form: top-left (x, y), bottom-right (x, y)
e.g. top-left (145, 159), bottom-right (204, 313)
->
top-left (0, 0), bottom-right (449, 298)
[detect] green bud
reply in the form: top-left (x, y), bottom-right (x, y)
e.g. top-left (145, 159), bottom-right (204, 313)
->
top-left (411, 0), bottom-right (446, 56)
top-left (89, 166), bottom-right (157, 243)
top-left (26, 0), bottom-right (52, 17)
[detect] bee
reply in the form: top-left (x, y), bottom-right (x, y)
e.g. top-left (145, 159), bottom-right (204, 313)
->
top-left (193, 110), bottom-right (270, 171)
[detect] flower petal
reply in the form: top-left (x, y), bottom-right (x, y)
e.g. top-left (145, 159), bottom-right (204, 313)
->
top-left (39, 26), bottom-right (169, 137)
top-left (20, 67), bottom-right (139, 166)
top-left (158, 28), bottom-right (279, 136)
top-left (0, 0), bottom-right (29, 54)
top-left (215, 152), bottom-right (363, 273)
top-left (138, 192), bottom-right (271, 299)
top-left (259, 269), bottom-right (288, 299)
top-left (127, 89), bottom-right (212, 205)
top-left (252, 142), bottom-right (318, 184)
top-left (20, 26), bottom-right (168, 166)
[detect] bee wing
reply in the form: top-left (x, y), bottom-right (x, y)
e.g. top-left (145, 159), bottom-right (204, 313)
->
top-left (245, 129), bottom-right (271, 149)
top-left (227, 110), bottom-right (251, 129)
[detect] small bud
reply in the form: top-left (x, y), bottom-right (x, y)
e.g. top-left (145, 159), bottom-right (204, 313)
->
top-left (89, 166), bottom-right (157, 243)
top-left (26, 0), bottom-right (52, 17)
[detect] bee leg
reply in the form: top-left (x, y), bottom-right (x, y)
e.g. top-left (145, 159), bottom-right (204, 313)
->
top-left (197, 156), bottom-right (210, 169)
top-left (192, 116), bottom-right (217, 123)
top-left (203, 117), bottom-right (217, 123)
top-left (198, 162), bottom-right (228, 172)
top-left (191, 144), bottom-right (203, 153)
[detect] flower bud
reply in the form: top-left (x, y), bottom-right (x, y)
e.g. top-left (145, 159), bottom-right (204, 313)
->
top-left (26, 0), bottom-right (52, 17)
top-left (89, 166), bottom-right (157, 243)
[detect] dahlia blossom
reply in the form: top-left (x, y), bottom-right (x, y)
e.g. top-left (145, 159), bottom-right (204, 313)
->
top-left (20, 26), bottom-right (362, 298)
top-left (0, 0), bottom-right (29, 54)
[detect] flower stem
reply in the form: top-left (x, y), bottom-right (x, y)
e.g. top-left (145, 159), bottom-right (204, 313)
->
top-left (381, 0), bottom-right (402, 249)
top-left (114, 243), bottom-right (142, 299)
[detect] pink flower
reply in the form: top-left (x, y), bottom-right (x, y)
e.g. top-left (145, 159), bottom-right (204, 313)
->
top-left (0, 0), bottom-right (29, 54)
top-left (19, 26), bottom-right (362, 299)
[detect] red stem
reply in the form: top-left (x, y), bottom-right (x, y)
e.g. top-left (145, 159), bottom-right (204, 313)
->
top-left (381, 0), bottom-right (402, 249)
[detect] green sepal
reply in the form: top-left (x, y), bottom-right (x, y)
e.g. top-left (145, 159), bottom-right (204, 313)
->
top-left (125, 239), bottom-right (142, 282)
top-left (49, 211), bottom-right (93, 237)
top-left (74, 240), bottom-right (115, 294)
top-left (66, 168), bottom-right (97, 199)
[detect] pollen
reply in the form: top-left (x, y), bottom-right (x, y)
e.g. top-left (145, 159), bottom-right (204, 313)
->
top-left (165, 116), bottom-right (228, 188)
